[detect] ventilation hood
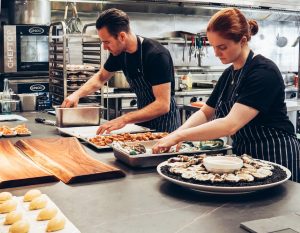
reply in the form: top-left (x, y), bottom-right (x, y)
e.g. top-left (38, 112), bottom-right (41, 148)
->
top-left (50, 0), bottom-right (300, 22)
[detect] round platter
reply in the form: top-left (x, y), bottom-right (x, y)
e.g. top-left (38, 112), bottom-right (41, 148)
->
top-left (157, 161), bottom-right (291, 194)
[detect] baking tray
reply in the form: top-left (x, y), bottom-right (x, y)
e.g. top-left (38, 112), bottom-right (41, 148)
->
top-left (83, 132), bottom-right (167, 150)
top-left (112, 141), bottom-right (232, 168)
top-left (57, 124), bottom-right (152, 150)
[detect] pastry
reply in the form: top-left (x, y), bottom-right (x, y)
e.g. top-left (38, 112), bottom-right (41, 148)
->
top-left (0, 191), bottom-right (12, 203)
top-left (9, 220), bottom-right (30, 233)
top-left (37, 206), bottom-right (58, 221)
top-left (0, 199), bottom-right (17, 214)
top-left (29, 195), bottom-right (47, 210)
top-left (23, 189), bottom-right (42, 202)
top-left (4, 210), bottom-right (23, 225)
top-left (46, 215), bottom-right (66, 232)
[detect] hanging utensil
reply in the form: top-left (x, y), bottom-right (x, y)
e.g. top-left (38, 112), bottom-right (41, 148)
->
top-left (182, 34), bottom-right (187, 62)
top-left (63, 1), bottom-right (70, 33)
top-left (276, 33), bottom-right (288, 48)
top-left (189, 36), bottom-right (195, 62)
top-left (67, 2), bottom-right (82, 33)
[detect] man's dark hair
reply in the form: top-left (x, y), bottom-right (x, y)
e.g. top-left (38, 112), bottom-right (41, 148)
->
top-left (96, 8), bottom-right (130, 38)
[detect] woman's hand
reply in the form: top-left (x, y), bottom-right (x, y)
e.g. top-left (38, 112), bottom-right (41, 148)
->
top-left (152, 132), bottom-right (182, 154)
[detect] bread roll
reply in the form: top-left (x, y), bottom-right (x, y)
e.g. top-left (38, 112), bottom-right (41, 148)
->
top-left (37, 206), bottom-right (58, 221)
top-left (4, 210), bottom-right (23, 225)
top-left (23, 189), bottom-right (42, 202)
top-left (9, 220), bottom-right (30, 233)
top-left (46, 215), bottom-right (66, 232)
top-left (29, 194), bottom-right (47, 210)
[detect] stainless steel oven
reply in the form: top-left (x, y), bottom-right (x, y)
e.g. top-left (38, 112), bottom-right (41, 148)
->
top-left (2, 25), bottom-right (49, 73)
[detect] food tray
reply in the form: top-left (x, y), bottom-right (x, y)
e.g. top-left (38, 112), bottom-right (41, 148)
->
top-left (112, 141), bottom-right (232, 168)
top-left (0, 195), bottom-right (80, 233)
top-left (57, 124), bottom-right (152, 150)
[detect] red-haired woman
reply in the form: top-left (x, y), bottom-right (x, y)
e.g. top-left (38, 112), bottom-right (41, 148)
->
top-left (153, 8), bottom-right (300, 182)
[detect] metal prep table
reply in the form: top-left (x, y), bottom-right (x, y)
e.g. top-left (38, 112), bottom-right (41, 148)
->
top-left (0, 112), bottom-right (299, 233)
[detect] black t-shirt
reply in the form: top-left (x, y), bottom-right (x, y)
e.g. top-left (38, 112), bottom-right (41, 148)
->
top-left (104, 37), bottom-right (175, 95)
top-left (206, 54), bottom-right (295, 134)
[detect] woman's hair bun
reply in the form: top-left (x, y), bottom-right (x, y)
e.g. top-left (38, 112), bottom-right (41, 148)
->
top-left (248, 19), bottom-right (259, 36)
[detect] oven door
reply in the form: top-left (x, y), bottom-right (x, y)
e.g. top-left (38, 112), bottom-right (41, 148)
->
top-left (16, 25), bottom-right (49, 72)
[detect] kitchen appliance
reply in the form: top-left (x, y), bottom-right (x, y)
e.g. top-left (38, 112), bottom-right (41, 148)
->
top-left (7, 75), bottom-right (51, 111)
top-left (1, 25), bottom-right (49, 73)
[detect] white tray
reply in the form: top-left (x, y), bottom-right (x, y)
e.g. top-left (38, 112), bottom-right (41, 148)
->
top-left (57, 124), bottom-right (151, 139)
top-left (0, 195), bottom-right (80, 233)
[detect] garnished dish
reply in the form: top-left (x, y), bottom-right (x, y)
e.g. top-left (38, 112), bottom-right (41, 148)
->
top-left (157, 154), bottom-right (291, 194)
top-left (0, 126), bottom-right (17, 137)
top-left (88, 132), bottom-right (168, 147)
top-left (0, 125), bottom-right (31, 137)
top-left (13, 124), bottom-right (31, 136)
top-left (114, 139), bottom-right (227, 156)
top-left (112, 140), bottom-right (232, 168)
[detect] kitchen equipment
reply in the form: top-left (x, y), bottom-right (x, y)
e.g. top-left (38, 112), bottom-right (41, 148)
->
top-left (57, 124), bottom-right (152, 142)
top-left (18, 93), bottom-right (37, 111)
top-left (0, 100), bottom-right (20, 113)
top-left (49, 22), bottom-right (100, 105)
top-left (15, 137), bottom-right (125, 183)
top-left (276, 34), bottom-right (288, 47)
top-left (2, 25), bottom-right (49, 73)
top-left (55, 105), bottom-right (102, 127)
top-left (112, 141), bottom-right (232, 168)
top-left (0, 140), bottom-right (57, 188)
top-left (35, 117), bottom-right (56, 126)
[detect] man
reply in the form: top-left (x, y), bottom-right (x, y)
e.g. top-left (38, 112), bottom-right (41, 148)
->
top-left (62, 8), bottom-right (180, 134)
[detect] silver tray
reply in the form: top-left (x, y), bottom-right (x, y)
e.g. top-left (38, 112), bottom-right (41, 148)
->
top-left (112, 141), bottom-right (232, 168)
top-left (57, 124), bottom-right (151, 150)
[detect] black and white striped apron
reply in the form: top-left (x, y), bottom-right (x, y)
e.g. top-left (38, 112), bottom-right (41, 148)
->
top-left (123, 36), bottom-right (180, 133)
top-left (215, 50), bottom-right (300, 182)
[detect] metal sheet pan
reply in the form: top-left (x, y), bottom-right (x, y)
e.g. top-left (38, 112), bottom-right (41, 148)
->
top-left (57, 124), bottom-right (152, 150)
top-left (112, 141), bottom-right (232, 168)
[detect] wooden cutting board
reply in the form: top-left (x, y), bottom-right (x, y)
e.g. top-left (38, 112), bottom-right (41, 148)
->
top-left (15, 137), bottom-right (125, 184)
top-left (0, 140), bottom-right (57, 188)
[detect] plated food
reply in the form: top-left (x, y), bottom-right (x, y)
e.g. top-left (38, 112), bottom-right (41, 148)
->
top-left (88, 132), bottom-right (168, 147)
top-left (0, 124), bottom-right (31, 137)
top-left (157, 154), bottom-right (291, 194)
top-left (112, 140), bottom-right (232, 168)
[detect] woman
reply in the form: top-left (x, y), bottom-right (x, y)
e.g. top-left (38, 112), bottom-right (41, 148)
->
top-left (153, 8), bottom-right (300, 182)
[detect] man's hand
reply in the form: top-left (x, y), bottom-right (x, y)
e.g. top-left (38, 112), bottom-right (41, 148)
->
top-left (97, 116), bottom-right (127, 135)
top-left (61, 93), bottom-right (80, 108)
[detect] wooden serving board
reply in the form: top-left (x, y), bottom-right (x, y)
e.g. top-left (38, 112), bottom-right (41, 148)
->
top-left (0, 140), bottom-right (57, 188)
top-left (15, 137), bottom-right (125, 184)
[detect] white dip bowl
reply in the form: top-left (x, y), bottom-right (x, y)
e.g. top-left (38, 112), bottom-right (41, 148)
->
top-left (203, 156), bottom-right (243, 174)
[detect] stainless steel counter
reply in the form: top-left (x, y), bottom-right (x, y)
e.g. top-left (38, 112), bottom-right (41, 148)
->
top-left (102, 89), bottom-right (214, 99)
top-left (0, 112), bottom-right (300, 233)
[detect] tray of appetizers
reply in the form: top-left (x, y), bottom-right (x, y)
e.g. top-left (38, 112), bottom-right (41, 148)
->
top-left (112, 139), bottom-right (232, 167)
top-left (0, 124), bottom-right (31, 137)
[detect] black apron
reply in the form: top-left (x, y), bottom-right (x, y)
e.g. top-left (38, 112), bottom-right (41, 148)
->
top-left (123, 36), bottom-right (180, 133)
top-left (215, 50), bottom-right (300, 182)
